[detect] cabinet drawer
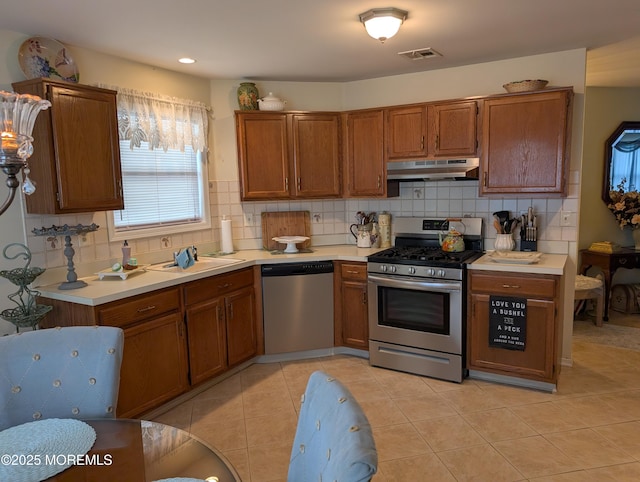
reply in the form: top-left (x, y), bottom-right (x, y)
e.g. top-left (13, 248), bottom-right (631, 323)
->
top-left (99, 288), bottom-right (181, 327)
top-left (184, 268), bottom-right (254, 306)
top-left (340, 263), bottom-right (367, 281)
top-left (470, 272), bottom-right (556, 298)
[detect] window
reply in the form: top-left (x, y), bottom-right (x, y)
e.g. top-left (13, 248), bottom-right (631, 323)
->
top-left (100, 85), bottom-right (211, 241)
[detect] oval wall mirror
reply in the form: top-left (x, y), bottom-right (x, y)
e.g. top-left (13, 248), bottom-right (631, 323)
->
top-left (603, 121), bottom-right (640, 204)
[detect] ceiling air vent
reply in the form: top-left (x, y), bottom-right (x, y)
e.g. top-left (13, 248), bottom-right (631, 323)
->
top-left (397, 48), bottom-right (442, 61)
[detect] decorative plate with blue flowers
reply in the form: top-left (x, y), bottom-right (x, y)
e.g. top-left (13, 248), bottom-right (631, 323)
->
top-left (18, 36), bottom-right (80, 83)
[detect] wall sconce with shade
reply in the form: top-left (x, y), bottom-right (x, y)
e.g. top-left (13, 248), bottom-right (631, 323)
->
top-left (0, 90), bottom-right (51, 216)
top-left (359, 7), bottom-right (408, 43)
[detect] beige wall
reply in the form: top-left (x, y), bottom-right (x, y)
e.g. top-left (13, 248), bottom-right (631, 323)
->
top-left (580, 86), bottom-right (640, 285)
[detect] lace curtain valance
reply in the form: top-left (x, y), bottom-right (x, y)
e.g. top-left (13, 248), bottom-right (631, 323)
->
top-left (96, 84), bottom-right (210, 153)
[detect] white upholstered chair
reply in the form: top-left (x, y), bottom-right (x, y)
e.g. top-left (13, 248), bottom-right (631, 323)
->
top-left (0, 326), bottom-right (124, 430)
top-left (288, 370), bottom-right (377, 482)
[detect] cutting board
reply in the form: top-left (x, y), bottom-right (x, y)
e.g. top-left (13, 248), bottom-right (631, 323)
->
top-left (261, 211), bottom-right (311, 250)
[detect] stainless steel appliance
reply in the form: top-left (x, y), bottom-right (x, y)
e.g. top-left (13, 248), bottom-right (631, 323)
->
top-left (367, 217), bottom-right (483, 382)
top-left (262, 261), bottom-right (334, 355)
top-left (386, 158), bottom-right (479, 181)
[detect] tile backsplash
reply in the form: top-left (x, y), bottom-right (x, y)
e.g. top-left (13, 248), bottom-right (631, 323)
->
top-left (26, 171), bottom-right (579, 284)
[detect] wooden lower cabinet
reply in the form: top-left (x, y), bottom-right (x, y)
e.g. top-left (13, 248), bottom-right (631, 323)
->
top-left (116, 312), bottom-right (189, 418)
top-left (40, 268), bottom-right (261, 416)
top-left (185, 297), bottom-right (227, 385)
top-left (467, 270), bottom-right (561, 385)
top-left (334, 261), bottom-right (369, 349)
top-left (184, 268), bottom-right (258, 385)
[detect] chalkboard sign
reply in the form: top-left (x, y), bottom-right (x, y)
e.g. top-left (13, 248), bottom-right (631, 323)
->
top-left (489, 295), bottom-right (527, 350)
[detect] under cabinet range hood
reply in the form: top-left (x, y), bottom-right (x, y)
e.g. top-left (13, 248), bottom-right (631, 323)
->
top-left (387, 158), bottom-right (480, 181)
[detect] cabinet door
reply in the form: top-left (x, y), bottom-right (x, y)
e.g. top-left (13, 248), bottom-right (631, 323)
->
top-left (185, 297), bottom-right (228, 385)
top-left (12, 79), bottom-right (123, 214)
top-left (236, 112), bottom-right (291, 200)
top-left (344, 110), bottom-right (386, 197)
top-left (334, 262), bottom-right (369, 349)
top-left (468, 293), bottom-right (556, 381)
top-left (117, 313), bottom-right (188, 418)
top-left (386, 105), bottom-right (428, 160)
top-left (480, 89), bottom-right (572, 196)
top-left (428, 101), bottom-right (478, 157)
top-left (340, 279), bottom-right (369, 349)
top-left (291, 113), bottom-right (341, 198)
top-left (225, 286), bottom-right (257, 367)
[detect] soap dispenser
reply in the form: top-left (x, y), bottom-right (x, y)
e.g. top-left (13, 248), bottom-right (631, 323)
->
top-left (122, 240), bottom-right (131, 266)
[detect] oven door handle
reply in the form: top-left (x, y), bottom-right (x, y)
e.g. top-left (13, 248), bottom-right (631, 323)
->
top-left (368, 274), bottom-right (462, 293)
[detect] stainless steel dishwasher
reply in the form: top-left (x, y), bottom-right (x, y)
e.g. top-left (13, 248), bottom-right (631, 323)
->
top-left (262, 261), bottom-right (334, 355)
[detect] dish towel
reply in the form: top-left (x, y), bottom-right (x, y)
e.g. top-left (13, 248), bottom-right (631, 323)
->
top-left (175, 248), bottom-right (195, 269)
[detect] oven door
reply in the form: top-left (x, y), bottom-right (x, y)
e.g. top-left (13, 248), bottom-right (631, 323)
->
top-left (368, 273), bottom-right (463, 354)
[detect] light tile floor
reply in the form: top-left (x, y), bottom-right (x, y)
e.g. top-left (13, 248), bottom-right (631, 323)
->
top-left (153, 333), bottom-right (640, 481)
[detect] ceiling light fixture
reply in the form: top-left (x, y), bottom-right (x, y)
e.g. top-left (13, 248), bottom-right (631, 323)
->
top-left (178, 57), bottom-right (196, 64)
top-left (359, 7), bottom-right (408, 43)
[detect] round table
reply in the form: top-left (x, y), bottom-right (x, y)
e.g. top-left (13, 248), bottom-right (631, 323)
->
top-left (46, 418), bottom-right (241, 481)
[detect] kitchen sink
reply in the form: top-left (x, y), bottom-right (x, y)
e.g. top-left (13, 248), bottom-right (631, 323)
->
top-left (147, 256), bottom-right (245, 274)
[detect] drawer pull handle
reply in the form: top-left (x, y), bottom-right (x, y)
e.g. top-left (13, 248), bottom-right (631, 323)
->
top-left (137, 305), bottom-right (156, 313)
top-left (218, 283), bottom-right (232, 289)
top-left (501, 284), bottom-right (520, 289)
top-left (346, 270), bottom-right (359, 274)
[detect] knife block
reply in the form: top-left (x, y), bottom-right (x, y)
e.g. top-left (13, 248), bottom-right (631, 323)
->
top-left (520, 228), bottom-right (538, 251)
top-left (520, 240), bottom-right (537, 252)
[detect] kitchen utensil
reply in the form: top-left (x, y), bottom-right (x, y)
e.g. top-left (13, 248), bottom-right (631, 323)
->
top-left (494, 233), bottom-right (515, 251)
top-left (438, 224), bottom-right (466, 252)
top-left (261, 211), bottom-right (311, 250)
top-left (350, 223), bottom-right (373, 248)
top-left (272, 236), bottom-right (310, 253)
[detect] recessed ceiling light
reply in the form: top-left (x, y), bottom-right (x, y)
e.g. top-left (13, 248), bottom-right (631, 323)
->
top-left (178, 57), bottom-right (196, 64)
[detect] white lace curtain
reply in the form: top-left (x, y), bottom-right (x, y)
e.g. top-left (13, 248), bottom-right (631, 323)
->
top-left (96, 84), bottom-right (210, 153)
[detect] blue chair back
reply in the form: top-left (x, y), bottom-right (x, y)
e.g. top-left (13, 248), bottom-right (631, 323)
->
top-left (288, 370), bottom-right (377, 482)
top-left (0, 326), bottom-right (124, 430)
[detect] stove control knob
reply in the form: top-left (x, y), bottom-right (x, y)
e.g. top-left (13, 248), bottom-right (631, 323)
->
top-left (390, 265), bottom-right (397, 273)
top-left (381, 265), bottom-right (388, 272)
top-left (427, 268), bottom-right (435, 276)
top-left (438, 269), bottom-right (446, 277)
top-left (408, 267), bottom-right (416, 274)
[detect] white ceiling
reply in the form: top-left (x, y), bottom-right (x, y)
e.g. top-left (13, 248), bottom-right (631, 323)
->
top-left (2, 0), bottom-right (640, 86)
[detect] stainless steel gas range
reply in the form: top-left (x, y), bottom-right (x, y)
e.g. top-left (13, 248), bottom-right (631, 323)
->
top-left (367, 217), bottom-right (484, 383)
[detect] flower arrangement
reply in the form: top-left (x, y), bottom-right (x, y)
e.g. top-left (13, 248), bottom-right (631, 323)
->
top-left (608, 179), bottom-right (640, 229)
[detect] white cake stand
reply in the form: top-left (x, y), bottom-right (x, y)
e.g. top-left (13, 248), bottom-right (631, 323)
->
top-left (272, 236), bottom-right (310, 253)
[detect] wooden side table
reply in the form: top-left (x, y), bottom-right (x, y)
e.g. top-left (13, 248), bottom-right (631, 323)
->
top-left (579, 248), bottom-right (640, 321)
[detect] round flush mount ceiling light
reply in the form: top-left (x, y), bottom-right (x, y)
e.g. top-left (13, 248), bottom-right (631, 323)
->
top-left (178, 57), bottom-right (196, 64)
top-left (359, 7), bottom-right (408, 43)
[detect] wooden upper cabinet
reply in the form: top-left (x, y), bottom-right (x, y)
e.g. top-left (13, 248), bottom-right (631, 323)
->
top-left (343, 110), bottom-right (388, 197)
top-left (386, 105), bottom-right (428, 160)
top-left (236, 112), bottom-right (290, 200)
top-left (236, 111), bottom-right (341, 200)
top-left (479, 88), bottom-right (573, 196)
top-left (427, 101), bottom-right (478, 158)
top-left (290, 113), bottom-right (341, 198)
top-left (12, 78), bottom-right (123, 214)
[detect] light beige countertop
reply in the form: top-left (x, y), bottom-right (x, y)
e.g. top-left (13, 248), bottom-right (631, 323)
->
top-left (38, 246), bottom-right (568, 306)
top-left (37, 245), bottom-right (385, 306)
top-left (469, 252), bottom-right (567, 275)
